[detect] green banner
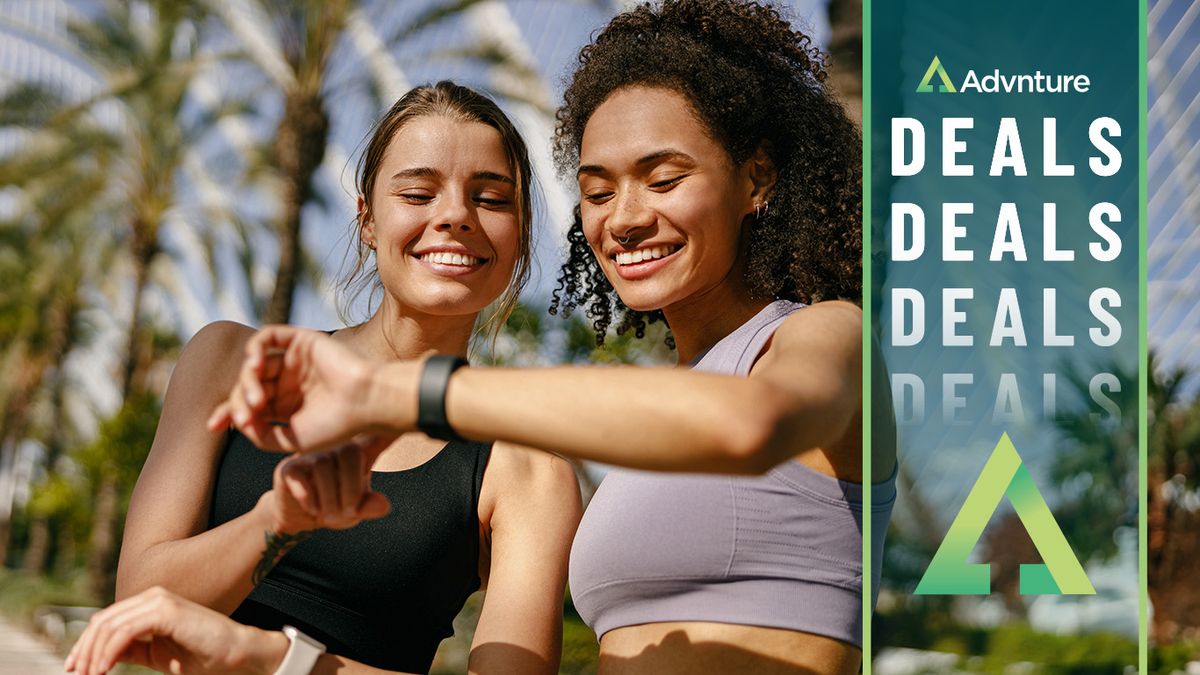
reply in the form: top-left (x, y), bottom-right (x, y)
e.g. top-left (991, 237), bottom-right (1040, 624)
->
top-left (869, 0), bottom-right (1141, 670)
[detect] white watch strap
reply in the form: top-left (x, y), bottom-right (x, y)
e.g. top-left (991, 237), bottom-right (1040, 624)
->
top-left (274, 625), bottom-right (325, 675)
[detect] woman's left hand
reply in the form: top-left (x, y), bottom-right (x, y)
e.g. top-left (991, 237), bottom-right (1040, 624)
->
top-left (64, 586), bottom-right (288, 675)
top-left (269, 435), bottom-right (394, 533)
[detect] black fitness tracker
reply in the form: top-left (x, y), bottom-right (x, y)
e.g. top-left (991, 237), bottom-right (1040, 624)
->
top-left (417, 354), bottom-right (469, 442)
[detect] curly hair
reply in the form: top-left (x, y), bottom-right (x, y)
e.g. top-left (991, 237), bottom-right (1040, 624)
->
top-left (549, 0), bottom-right (862, 346)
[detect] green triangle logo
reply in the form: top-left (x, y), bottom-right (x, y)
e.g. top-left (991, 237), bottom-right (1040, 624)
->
top-left (914, 433), bottom-right (1095, 595)
top-left (916, 55), bottom-right (957, 93)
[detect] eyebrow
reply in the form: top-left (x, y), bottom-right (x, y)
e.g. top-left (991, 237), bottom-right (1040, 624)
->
top-left (391, 167), bottom-right (438, 181)
top-left (473, 170), bottom-right (515, 185)
top-left (390, 168), bottom-right (515, 185)
top-left (577, 149), bottom-right (695, 177)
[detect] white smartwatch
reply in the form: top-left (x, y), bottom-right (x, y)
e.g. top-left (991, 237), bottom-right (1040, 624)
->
top-left (273, 625), bottom-right (325, 675)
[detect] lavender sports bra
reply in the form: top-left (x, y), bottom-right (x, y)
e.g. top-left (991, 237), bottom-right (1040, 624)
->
top-left (568, 301), bottom-right (896, 646)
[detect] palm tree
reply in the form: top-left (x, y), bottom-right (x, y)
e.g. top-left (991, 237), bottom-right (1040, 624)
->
top-left (252, 0), bottom-right (345, 324)
top-left (1145, 358), bottom-right (1200, 644)
top-left (65, 1), bottom-right (210, 400)
top-left (1044, 354), bottom-right (1200, 644)
top-left (0, 83), bottom-right (119, 567)
top-left (35, 0), bottom-right (241, 596)
top-left (1048, 359), bottom-right (1140, 563)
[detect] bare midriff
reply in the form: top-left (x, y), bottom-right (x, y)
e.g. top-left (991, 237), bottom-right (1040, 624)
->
top-left (598, 622), bottom-right (862, 675)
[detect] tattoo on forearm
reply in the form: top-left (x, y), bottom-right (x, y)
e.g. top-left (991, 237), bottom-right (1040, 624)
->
top-left (252, 530), bottom-right (314, 585)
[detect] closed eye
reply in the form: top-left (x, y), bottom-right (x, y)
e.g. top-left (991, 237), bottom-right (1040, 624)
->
top-left (476, 197), bottom-right (512, 207)
top-left (649, 175), bottom-right (684, 190)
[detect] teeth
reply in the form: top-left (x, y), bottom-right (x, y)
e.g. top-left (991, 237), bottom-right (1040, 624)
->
top-left (615, 245), bottom-right (675, 266)
top-left (421, 251), bottom-right (481, 266)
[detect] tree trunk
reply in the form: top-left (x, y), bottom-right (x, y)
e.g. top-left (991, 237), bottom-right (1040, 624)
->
top-left (55, 523), bottom-right (77, 578)
top-left (23, 516), bottom-right (49, 575)
top-left (87, 473), bottom-right (119, 600)
top-left (1148, 461), bottom-right (1167, 643)
top-left (121, 248), bottom-right (154, 401)
top-left (0, 516), bottom-right (9, 569)
top-left (265, 90), bottom-right (329, 324)
top-left (0, 441), bottom-right (16, 568)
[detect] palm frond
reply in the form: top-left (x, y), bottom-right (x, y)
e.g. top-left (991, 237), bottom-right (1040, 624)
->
top-left (386, 0), bottom-right (494, 44)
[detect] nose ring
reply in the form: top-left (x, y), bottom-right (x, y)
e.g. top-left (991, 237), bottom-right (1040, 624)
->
top-left (616, 234), bottom-right (634, 246)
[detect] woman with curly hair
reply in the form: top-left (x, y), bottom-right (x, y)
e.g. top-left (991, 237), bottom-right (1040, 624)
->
top-left (68, 2), bottom-right (895, 674)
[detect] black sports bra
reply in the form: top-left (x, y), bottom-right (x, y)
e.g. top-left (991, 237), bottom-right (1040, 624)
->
top-left (209, 429), bottom-right (491, 673)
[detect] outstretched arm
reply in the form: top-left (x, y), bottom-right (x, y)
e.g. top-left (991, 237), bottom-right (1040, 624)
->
top-left (447, 301), bottom-right (861, 474)
top-left (213, 301), bottom-right (862, 476)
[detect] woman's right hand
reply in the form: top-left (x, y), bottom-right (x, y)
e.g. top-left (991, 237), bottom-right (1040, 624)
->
top-left (207, 325), bottom-right (415, 453)
top-left (65, 586), bottom-right (290, 675)
top-left (267, 436), bottom-right (394, 535)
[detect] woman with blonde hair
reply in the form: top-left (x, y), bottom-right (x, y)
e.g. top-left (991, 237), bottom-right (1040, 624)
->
top-left (66, 81), bottom-right (580, 675)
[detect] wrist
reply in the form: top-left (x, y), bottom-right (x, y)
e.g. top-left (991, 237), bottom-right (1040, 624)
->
top-left (417, 355), bottom-right (470, 442)
top-left (239, 625), bottom-right (290, 675)
top-left (363, 361), bottom-right (417, 433)
top-left (254, 490), bottom-right (296, 536)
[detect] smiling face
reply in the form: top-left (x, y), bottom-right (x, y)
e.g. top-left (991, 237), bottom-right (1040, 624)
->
top-left (577, 86), bottom-right (761, 313)
top-left (361, 114), bottom-right (520, 318)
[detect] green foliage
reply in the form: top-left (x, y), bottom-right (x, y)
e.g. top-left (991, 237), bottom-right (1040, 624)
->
top-left (1150, 640), bottom-right (1200, 674)
top-left (0, 568), bottom-right (96, 621)
top-left (478, 300), bottom-right (674, 367)
top-left (975, 625), bottom-right (1135, 674)
top-left (1048, 358), bottom-right (1140, 563)
top-left (875, 618), bottom-right (1136, 674)
top-left (560, 616), bottom-right (600, 675)
top-left (27, 473), bottom-right (87, 523)
top-left (562, 311), bottom-right (674, 366)
top-left (479, 302), bottom-right (549, 366)
top-left (874, 595), bottom-right (978, 655)
top-left (558, 585), bottom-right (599, 673)
top-left (72, 393), bottom-right (162, 494)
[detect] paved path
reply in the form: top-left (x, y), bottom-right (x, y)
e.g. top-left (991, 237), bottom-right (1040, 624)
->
top-left (0, 615), bottom-right (65, 674)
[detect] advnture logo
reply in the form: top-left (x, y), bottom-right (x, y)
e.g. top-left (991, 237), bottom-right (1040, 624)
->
top-left (916, 55), bottom-right (956, 93)
top-left (916, 56), bottom-right (1091, 94)
top-left (915, 434), bottom-right (1096, 595)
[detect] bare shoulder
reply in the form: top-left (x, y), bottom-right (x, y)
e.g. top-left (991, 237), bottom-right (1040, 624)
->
top-left (775, 300), bottom-right (862, 343)
top-left (134, 320), bottom-right (257, 493)
top-left (122, 323), bottom-right (260, 546)
top-left (181, 320), bottom-right (257, 364)
top-left (170, 321), bottom-right (257, 398)
top-left (756, 300), bottom-right (862, 372)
